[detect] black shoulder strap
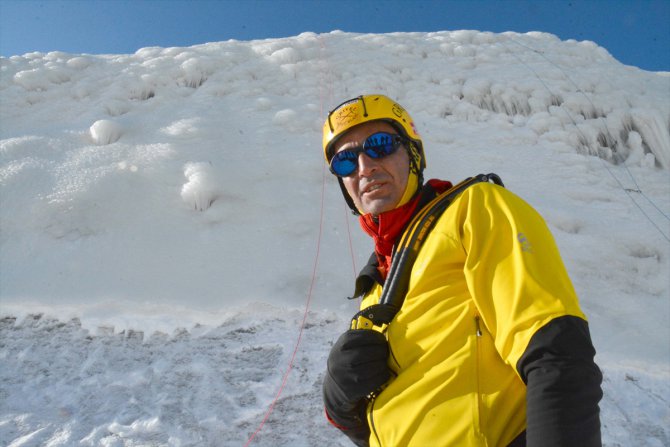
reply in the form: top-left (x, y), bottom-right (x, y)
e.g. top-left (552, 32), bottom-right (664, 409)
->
top-left (351, 173), bottom-right (504, 329)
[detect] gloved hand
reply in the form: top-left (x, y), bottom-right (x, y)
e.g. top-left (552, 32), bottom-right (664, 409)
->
top-left (324, 329), bottom-right (392, 406)
top-left (323, 329), bottom-right (392, 445)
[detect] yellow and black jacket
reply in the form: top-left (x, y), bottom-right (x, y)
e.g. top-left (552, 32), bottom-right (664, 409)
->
top-left (324, 180), bottom-right (602, 447)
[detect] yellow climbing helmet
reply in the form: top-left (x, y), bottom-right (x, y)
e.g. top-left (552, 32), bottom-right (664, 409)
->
top-left (322, 94), bottom-right (425, 170)
top-left (322, 94), bottom-right (427, 215)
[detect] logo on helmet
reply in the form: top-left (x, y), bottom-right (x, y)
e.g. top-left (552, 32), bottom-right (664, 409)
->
top-left (410, 121), bottom-right (420, 138)
top-left (334, 105), bottom-right (359, 128)
top-left (391, 103), bottom-right (404, 118)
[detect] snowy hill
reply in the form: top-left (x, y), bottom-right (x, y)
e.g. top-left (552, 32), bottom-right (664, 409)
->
top-left (1, 30), bottom-right (669, 446)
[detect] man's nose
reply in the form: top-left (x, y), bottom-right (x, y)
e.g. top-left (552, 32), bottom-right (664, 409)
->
top-left (357, 152), bottom-right (379, 175)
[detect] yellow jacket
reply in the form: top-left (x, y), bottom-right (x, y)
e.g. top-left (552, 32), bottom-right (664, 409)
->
top-left (359, 182), bottom-right (586, 447)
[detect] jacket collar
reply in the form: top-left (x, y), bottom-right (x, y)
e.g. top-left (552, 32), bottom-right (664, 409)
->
top-left (356, 179), bottom-right (453, 285)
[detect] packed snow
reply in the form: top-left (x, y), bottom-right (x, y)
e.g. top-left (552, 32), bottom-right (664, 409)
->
top-left (1, 30), bottom-right (669, 446)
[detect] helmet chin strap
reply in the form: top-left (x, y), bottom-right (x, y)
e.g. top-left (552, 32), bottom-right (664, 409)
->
top-left (338, 177), bottom-right (362, 215)
top-left (396, 168), bottom-right (420, 209)
top-left (394, 141), bottom-right (424, 209)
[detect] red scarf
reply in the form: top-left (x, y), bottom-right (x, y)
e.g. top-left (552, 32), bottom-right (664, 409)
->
top-left (359, 179), bottom-right (452, 279)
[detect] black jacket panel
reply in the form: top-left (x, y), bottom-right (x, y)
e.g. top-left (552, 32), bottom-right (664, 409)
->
top-left (517, 315), bottom-right (603, 446)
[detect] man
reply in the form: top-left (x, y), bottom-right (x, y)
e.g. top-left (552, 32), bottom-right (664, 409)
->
top-left (321, 94), bottom-right (602, 447)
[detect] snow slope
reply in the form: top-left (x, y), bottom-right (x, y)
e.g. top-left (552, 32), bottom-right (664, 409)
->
top-left (1, 30), bottom-right (669, 446)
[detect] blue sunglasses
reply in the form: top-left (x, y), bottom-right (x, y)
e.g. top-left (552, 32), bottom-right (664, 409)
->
top-left (330, 132), bottom-right (406, 177)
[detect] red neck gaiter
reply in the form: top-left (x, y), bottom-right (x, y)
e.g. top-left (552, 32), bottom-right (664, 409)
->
top-left (359, 179), bottom-right (452, 279)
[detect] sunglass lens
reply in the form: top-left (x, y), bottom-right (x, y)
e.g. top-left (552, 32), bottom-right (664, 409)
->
top-left (331, 151), bottom-right (358, 177)
top-left (364, 132), bottom-right (396, 158)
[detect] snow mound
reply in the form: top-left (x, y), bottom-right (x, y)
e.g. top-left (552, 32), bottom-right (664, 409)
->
top-left (89, 119), bottom-right (123, 145)
top-left (181, 162), bottom-right (221, 211)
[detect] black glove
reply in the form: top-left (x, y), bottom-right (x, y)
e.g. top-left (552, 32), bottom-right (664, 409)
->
top-left (327, 329), bottom-right (392, 402)
top-left (323, 329), bottom-right (392, 445)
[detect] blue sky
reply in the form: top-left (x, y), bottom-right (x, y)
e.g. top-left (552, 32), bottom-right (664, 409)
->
top-left (1, 0), bottom-right (668, 71)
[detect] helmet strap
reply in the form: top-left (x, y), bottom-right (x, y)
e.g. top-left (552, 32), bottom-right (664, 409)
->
top-left (338, 177), bottom-right (362, 215)
top-left (396, 168), bottom-right (420, 209)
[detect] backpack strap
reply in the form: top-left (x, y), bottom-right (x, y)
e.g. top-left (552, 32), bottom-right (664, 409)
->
top-left (351, 173), bottom-right (504, 330)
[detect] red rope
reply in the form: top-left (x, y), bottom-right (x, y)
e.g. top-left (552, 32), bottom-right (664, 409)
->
top-left (243, 163), bottom-right (326, 446)
top-left (243, 33), bottom-right (331, 446)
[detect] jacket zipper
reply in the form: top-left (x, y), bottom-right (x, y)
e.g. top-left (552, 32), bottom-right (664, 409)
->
top-left (368, 396), bottom-right (382, 446)
top-left (474, 315), bottom-right (486, 443)
top-left (388, 335), bottom-right (401, 371)
top-left (369, 333), bottom-right (397, 447)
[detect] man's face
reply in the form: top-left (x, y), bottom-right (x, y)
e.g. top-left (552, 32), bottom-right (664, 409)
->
top-left (333, 121), bottom-right (410, 216)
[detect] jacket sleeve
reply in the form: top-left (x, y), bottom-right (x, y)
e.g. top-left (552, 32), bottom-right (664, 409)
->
top-left (457, 183), bottom-right (602, 445)
top-left (518, 315), bottom-right (603, 446)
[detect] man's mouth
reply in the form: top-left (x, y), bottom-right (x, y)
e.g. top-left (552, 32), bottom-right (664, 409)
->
top-left (363, 183), bottom-right (384, 194)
